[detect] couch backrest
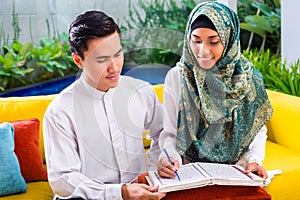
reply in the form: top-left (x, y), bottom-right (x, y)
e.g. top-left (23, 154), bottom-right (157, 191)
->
top-left (0, 95), bottom-right (56, 162)
top-left (3, 86), bottom-right (297, 162)
top-left (0, 85), bottom-right (164, 162)
top-left (266, 90), bottom-right (300, 153)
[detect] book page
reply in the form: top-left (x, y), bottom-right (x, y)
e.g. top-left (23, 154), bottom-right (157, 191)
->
top-left (197, 163), bottom-right (252, 180)
top-left (153, 163), bottom-right (209, 185)
top-left (148, 163), bottom-right (212, 193)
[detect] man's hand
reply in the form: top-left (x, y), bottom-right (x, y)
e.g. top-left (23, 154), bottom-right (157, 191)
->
top-left (246, 162), bottom-right (268, 179)
top-left (121, 183), bottom-right (166, 200)
top-left (157, 157), bottom-right (180, 178)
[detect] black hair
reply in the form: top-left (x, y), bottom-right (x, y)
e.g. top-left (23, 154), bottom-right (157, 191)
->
top-left (68, 10), bottom-right (120, 59)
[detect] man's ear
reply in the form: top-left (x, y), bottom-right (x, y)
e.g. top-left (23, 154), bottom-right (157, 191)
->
top-left (72, 53), bottom-right (83, 69)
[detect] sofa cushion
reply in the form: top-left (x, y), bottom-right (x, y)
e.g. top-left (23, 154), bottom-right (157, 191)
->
top-left (0, 94), bottom-right (56, 162)
top-left (11, 118), bottom-right (48, 182)
top-left (0, 182), bottom-right (53, 200)
top-left (266, 90), bottom-right (300, 153)
top-left (0, 122), bottom-right (27, 196)
top-left (264, 140), bottom-right (300, 199)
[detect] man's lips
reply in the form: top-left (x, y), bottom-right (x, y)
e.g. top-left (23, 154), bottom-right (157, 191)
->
top-left (106, 74), bottom-right (119, 80)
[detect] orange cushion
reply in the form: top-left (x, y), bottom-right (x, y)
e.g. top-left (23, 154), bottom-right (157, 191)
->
top-left (138, 173), bottom-right (271, 200)
top-left (10, 118), bottom-right (48, 182)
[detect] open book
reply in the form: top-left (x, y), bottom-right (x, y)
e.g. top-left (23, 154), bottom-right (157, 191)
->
top-left (147, 162), bottom-right (264, 193)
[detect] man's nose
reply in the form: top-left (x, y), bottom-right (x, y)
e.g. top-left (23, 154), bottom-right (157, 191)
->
top-left (107, 58), bottom-right (118, 72)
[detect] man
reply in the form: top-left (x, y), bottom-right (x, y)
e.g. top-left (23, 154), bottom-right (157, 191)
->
top-left (43, 10), bottom-right (166, 200)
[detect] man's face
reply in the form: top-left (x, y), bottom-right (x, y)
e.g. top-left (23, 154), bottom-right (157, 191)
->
top-left (74, 31), bottom-right (124, 92)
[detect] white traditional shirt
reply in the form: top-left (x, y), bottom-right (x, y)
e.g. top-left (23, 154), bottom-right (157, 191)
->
top-left (44, 74), bottom-right (164, 200)
top-left (159, 66), bottom-right (267, 167)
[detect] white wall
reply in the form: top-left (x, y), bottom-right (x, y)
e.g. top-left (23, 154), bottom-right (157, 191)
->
top-left (0, 0), bottom-right (208, 45)
top-left (218, 0), bottom-right (237, 12)
top-left (281, 0), bottom-right (300, 66)
top-left (0, 0), bottom-right (140, 44)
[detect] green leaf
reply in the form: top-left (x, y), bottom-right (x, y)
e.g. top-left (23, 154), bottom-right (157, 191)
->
top-left (48, 60), bottom-right (67, 69)
top-left (252, 2), bottom-right (271, 16)
top-left (44, 65), bottom-right (54, 73)
top-left (23, 68), bottom-right (34, 74)
top-left (240, 22), bottom-right (265, 37)
top-left (12, 41), bottom-right (22, 52)
top-left (3, 59), bottom-right (15, 70)
top-left (57, 68), bottom-right (64, 76)
top-left (287, 74), bottom-right (296, 95)
top-left (35, 62), bottom-right (47, 67)
top-left (60, 32), bottom-right (69, 43)
top-left (0, 70), bottom-right (10, 76)
top-left (13, 69), bottom-right (27, 76)
top-left (20, 42), bottom-right (33, 56)
top-left (50, 51), bottom-right (62, 60)
top-left (40, 37), bottom-right (51, 46)
top-left (0, 55), bottom-right (4, 64)
top-left (3, 44), bottom-right (15, 54)
top-left (267, 75), bottom-right (291, 94)
top-left (245, 15), bottom-right (274, 33)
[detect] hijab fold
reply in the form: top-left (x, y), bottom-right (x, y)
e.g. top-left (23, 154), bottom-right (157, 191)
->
top-left (176, 1), bottom-right (273, 163)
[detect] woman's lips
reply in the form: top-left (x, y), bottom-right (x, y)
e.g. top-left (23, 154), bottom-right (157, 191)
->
top-left (198, 57), bottom-right (213, 61)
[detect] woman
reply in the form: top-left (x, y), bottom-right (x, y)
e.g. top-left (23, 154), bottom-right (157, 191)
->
top-left (158, 1), bottom-right (273, 179)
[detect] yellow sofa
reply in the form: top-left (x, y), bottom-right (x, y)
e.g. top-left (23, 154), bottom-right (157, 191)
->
top-left (0, 85), bottom-right (299, 200)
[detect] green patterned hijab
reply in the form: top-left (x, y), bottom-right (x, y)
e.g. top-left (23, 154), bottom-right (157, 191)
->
top-left (176, 1), bottom-right (273, 163)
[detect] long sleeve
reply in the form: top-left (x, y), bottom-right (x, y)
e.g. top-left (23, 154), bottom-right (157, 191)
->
top-left (43, 76), bottom-right (159, 199)
top-left (43, 105), bottom-right (123, 200)
top-left (158, 67), bottom-right (182, 164)
top-left (144, 88), bottom-right (165, 170)
top-left (244, 125), bottom-right (268, 166)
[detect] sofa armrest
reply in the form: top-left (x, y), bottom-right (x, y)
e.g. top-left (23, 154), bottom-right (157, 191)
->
top-left (266, 89), bottom-right (300, 153)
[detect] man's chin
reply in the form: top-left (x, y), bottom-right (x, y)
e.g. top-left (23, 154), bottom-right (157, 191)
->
top-left (100, 83), bottom-right (119, 91)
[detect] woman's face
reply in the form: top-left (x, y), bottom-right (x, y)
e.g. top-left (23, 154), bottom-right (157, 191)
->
top-left (190, 28), bottom-right (224, 70)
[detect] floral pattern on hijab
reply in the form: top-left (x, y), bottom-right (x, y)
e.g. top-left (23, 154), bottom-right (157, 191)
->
top-left (176, 1), bottom-right (273, 163)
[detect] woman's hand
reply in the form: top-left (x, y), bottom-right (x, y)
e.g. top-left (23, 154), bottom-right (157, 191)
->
top-left (157, 157), bottom-right (180, 178)
top-left (246, 162), bottom-right (268, 179)
top-left (121, 183), bottom-right (166, 200)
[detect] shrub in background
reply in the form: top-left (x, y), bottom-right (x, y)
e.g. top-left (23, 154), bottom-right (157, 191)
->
top-left (0, 33), bottom-right (77, 92)
top-left (122, 0), bottom-right (196, 67)
top-left (244, 49), bottom-right (300, 97)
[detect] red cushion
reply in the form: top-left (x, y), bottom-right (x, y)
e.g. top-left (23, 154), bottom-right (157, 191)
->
top-left (10, 118), bottom-right (47, 182)
top-left (138, 173), bottom-right (271, 200)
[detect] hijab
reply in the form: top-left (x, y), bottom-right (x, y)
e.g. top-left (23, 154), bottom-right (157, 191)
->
top-left (176, 1), bottom-right (273, 163)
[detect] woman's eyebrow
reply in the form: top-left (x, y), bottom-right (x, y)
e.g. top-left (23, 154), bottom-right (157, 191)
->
top-left (191, 34), bottom-right (200, 38)
top-left (208, 35), bottom-right (220, 39)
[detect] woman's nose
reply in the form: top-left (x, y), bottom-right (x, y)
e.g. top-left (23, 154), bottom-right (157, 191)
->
top-left (198, 43), bottom-right (209, 55)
